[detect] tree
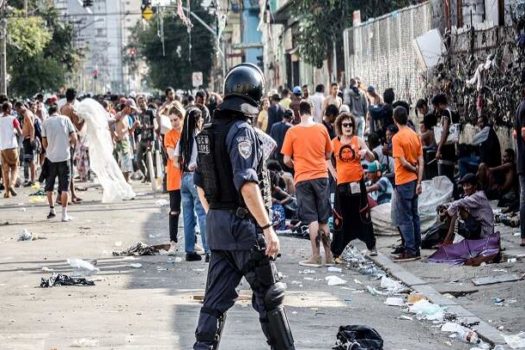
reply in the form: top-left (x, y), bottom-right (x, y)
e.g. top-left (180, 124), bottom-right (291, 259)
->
top-left (292, 0), bottom-right (412, 70)
top-left (129, 1), bottom-right (215, 90)
top-left (6, 4), bottom-right (79, 97)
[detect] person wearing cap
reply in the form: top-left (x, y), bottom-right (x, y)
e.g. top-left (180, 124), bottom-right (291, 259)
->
top-left (438, 173), bottom-right (494, 245)
top-left (366, 160), bottom-right (393, 205)
top-left (114, 98), bottom-right (138, 182)
top-left (289, 86), bottom-right (302, 123)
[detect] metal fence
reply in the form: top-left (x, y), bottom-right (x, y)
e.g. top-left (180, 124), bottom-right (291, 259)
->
top-left (343, 2), bottom-right (433, 104)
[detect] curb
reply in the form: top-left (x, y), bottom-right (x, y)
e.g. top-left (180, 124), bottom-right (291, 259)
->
top-left (368, 253), bottom-right (506, 346)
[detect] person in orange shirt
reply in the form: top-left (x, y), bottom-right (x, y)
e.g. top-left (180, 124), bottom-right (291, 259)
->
top-left (328, 113), bottom-right (376, 262)
top-left (391, 106), bottom-right (424, 262)
top-left (164, 106), bottom-right (184, 254)
top-left (282, 101), bottom-right (333, 267)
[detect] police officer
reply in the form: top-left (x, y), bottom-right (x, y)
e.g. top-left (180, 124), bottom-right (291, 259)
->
top-left (193, 64), bottom-right (295, 350)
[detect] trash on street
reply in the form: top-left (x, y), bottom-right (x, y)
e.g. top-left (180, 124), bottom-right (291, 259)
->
top-left (40, 273), bottom-right (95, 287)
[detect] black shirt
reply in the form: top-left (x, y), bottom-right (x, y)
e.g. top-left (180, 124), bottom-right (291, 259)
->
top-left (270, 121), bottom-right (292, 157)
top-left (267, 104), bottom-right (285, 134)
top-left (515, 99), bottom-right (525, 174)
top-left (479, 127), bottom-right (501, 168)
top-left (322, 120), bottom-right (336, 139)
top-left (138, 109), bottom-right (156, 142)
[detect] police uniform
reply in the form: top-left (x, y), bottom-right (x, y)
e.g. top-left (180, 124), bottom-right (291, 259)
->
top-left (193, 64), bottom-right (295, 350)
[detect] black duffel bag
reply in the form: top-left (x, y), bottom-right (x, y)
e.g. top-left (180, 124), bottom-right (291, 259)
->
top-left (333, 325), bottom-right (384, 350)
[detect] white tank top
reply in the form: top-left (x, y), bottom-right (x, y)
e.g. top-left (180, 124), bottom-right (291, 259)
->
top-left (0, 115), bottom-right (18, 150)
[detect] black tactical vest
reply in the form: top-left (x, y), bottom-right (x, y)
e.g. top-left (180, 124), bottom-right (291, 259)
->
top-left (196, 112), bottom-right (272, 212)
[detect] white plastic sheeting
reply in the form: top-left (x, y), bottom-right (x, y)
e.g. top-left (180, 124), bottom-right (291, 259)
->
top-left (371, 176), bottom-right (453, 235)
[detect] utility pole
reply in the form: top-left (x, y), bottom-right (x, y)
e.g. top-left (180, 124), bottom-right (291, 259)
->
top-left (0, 0), bottom-right (7, 96)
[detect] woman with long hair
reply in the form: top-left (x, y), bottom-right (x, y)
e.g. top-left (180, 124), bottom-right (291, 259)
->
top-left (328, 112), bottom-right (377, 263)
top-left (175, 106), bottom-right (209, 261)
top-left (164, 105), bottom-right (185, 254)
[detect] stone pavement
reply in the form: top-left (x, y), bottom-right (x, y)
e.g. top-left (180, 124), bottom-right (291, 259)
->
top-left (0, 182), bottom-right (520, 349)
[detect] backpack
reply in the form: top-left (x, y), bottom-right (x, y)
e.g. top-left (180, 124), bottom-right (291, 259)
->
top-left (333, 325), bottom-right (384, 350)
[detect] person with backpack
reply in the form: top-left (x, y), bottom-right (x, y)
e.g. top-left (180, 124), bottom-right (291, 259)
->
top-left (328, 112), bottom-right (377, 261)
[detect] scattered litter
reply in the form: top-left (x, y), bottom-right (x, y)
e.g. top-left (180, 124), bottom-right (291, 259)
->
top-left (17, 229), bottom-right (45, 241)
top-left (408, 294), bottom-right (427, 304)
top-left (397, 315), bottom-right (413, 321)
top-left (456, 328), bottom-right (480, 344)
top-left (380, 276), bottom-right (409, 294)
top-left (472, 274), bottom-right (522, 286)
top-left (192, 268), bottom-right (205, 272)
top-left (156, 266), bottom-right (168, 271)
top-left (299, 269), bottom-right (316, 274)
top-left (493, 269), bottom-right (508, 273)
top-left (41, 267), bottom-right (54, 272)
top-left (507, 258), bottom-right (517, 263)
top-left (384, 297), bottom-right (405, 306)
top-left (112, 242), bottom-right (170, 256)
top-left (408, 299), bottom-right (445, 321)
top-left (341, 245), bottom-right (385, 279)
top-left (366, 286), bottom-right (388, 296)
top-left (503, 332), bottom-right (525, 349)
top-left (40, 273), bottom-right (95, 287)
top-left (514, 232), bottom-right (521, 237)
top-left (494, 298), bottom-right (505, 306)
top-left (303, 277), bottom-right (315, 281)
top-left (353, 279), bottom-right (362, 285)
top-left (67, 258), bottom-right (99, 277)
top-left (325, 276), bottom-right (347, 286)
top-left (441, 322), bottom-right (468, 333)
top-left (155, 199), bottom-right (169, 207)
top-left (442, 293), bottom-right (455, 299)
top-left (327, 266), bottom-right (342, 273)
top-left (174, 257), bottom-right (183, 263)
top-left (70, 338), bottom-right (99, 347)
top-left (114, 241), bottom-right (122, 247)
top-left (129, 263), bottom-right (142, 268)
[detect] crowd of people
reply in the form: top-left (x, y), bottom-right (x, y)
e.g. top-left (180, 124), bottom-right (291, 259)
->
top-left (1, 77), bottom-right (524, 266)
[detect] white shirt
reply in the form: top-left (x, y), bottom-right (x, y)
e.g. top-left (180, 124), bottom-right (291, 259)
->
top-left (0, 114), bottom-right (19, 150)
top-left (42, 114), bottom-right (76, 162)
top-left (310, 92), bottom-right (325, 123)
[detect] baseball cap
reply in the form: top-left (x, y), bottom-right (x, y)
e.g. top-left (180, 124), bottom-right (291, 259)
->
top-left (458, 173), bottom-right (477, 185)
top-left (125, 98), bottom-right (139, 111)
top-left (367, 85), bottom-right (376, 93)
top-left (292, 86), bottom-right (302, 95)
top-left (366, 161), bottom-right (381, 173)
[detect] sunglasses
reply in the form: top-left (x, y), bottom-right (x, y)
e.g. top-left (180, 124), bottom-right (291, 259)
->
top-left (342, 123), bottom-right (354, 128)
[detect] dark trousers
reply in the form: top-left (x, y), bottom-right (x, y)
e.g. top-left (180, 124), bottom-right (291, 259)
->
top-left (331, 180), bottom-right (376, 256)
top-left (520, 175), bottom-right (525, 239)
top-left (168, 190), bottom-right (181, 242)
top-left (194, 250), bottom-right (273, 349)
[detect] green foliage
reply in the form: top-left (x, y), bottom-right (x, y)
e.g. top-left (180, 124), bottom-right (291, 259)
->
top-left (292, 0), bottom-right (412, 68)
top-left (6, 4), bottom-right (80, 97)
top-left (7, 10), bottom-right (51, 58)
top-left (129, 0), bottom-right (215, 90)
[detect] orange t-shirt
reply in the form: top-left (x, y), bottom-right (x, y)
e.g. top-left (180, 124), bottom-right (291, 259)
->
top-left (392, 126), bottom-right (423, 185)
top-left (281, 123), bottom-right (332, 184)
top-left (164, 129), bottom-right (182, 191)
top-left (332, 136), bottom-right (364, 184)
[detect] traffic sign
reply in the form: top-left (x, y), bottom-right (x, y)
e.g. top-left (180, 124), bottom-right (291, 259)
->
top-left (142, 6), bottom-right (154, 21)
top-left (192, 72), bottom-right (203, 88)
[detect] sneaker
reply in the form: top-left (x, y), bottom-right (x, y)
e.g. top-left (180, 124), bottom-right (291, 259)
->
top-left (47, 210), bottom-right (56, 219)
top-left (167, 242), bottom-right (177, 256)
top-left (205, 253), bottom-right (210, 263)
top-left (393, 252), bottom-right (421, 262)
top-left (185, 252), bottom-right (202, 262)
top-left (194, 244), bottom-right (205, 255)
top-left (368, 248), bottom-right (378, 257)
top-left (298, 256), bottom-right (322, 268)
top-left (62, 215), bottom-right (73, 222)
top-left (391, 245), bottom-right (404, 255)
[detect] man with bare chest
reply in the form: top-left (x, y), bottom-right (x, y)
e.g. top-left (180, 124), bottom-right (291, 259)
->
top-left (59, 88), bottom-right (84, 203)
top-left (15, 102), bottom-right (37, 186)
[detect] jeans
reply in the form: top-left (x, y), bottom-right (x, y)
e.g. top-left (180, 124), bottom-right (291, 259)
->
top-left (519, 174), bottom-right (525, 239)
top-left (181, 172), bottom-right (209, 253)
top-left (355, 116), bottom-right (365, 138)
top-left (458, 155), bottom-right (480, 178)
top-left (394, 180), bottom-right (421, 255)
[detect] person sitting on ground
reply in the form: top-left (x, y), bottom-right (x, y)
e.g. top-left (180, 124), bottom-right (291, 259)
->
top-left (478, 148), bottom-right (518, 203)
top-left (267, 160), bottom-right (295, 196)
top-left (269, 170), bottom-right (297, 220)
top-left (438, 173), bottom-right (494, 245)
top-left (366, 160), bottom-right (393, 205)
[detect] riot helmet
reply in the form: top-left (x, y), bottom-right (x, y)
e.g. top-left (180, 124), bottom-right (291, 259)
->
top-left (220, 63), bottom-right (265, 116)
